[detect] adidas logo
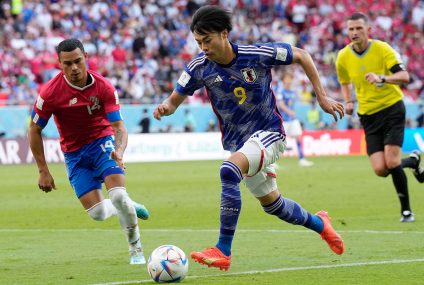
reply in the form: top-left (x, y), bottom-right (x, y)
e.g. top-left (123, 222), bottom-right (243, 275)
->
top-left (214, 75), bottom-right (223, 83)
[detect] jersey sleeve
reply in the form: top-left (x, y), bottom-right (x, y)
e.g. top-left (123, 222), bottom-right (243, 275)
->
top-left (31, 94), bottom-right (53, 129)
top-left (381, 42), bottom-right (405, 72)
top-left (103, 83), bottom-right (123, 122)
top-left (335, 50), bottom-right (351, 84)
top-left (175, 66), bottom-right (204, 96)
top-left (256, 42), bottom-right (293, 67)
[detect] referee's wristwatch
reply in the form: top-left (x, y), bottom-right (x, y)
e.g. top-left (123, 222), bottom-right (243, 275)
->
top-left (379, 75), bottom-right (386, 83)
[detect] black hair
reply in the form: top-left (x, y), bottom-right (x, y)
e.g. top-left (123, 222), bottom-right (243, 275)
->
top-left (56, 38), bottom-right (85, 56)
top-left (190, 5), bottom-right (232, 35)
top-left (348, 12), bottom-right (369, 23)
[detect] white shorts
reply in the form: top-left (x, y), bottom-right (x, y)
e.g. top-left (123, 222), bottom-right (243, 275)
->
top-left (283, 119), bottom-right (302, 137)
top-left (237, 130), bottom-right (287, 198)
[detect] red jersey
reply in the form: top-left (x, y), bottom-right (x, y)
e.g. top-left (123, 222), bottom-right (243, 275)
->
top-left (32, 71), bottom-right (121, 152)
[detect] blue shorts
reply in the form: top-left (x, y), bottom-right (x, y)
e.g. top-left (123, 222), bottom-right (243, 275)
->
top-left (64, 136), bottom-right (125, 198)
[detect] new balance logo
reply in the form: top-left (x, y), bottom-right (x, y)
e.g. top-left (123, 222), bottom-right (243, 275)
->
top-left (214, 75), bottom-right (223, 83)
top-left (69, 97), bottom-right (77, 105)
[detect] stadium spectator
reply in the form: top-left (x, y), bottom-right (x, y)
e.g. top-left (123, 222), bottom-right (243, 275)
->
top-left (0, 0), bottom-right (422, 109)
top-left (416, 104), bottom-right (424, 127)
top-left (139, 108), bottom-right (151, 133)
top-left (335, 12), bottom-right (423, 223)
top-left (307, 99), bottom-right (322, 129)
top-left (275, 71), bottom-right (314, 167)
top-left (27, 39), bottom-right (149, 265)
top-left (153, 5), bottom-right (345, 271)
top-left (183, 109), bottom-right (197, 132)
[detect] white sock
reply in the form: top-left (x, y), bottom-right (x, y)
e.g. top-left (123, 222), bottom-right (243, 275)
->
top-left (108, 187), bottom-right (141, 245)
top-left (86, 199), bottom-right (117, 221)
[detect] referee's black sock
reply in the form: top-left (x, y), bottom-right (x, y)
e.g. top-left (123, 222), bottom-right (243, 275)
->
top-left (401, 156), bottom-right (417, 169)
top-left (390, 165), bottom-right (411, 213)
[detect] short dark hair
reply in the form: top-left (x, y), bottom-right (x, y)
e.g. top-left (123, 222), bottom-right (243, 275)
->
top-left (190, 5), bottom-right (232, 35)
top-left (348, 12), bottom-right (369, 23)
top-left (56, 38), bottom-right (85, 56)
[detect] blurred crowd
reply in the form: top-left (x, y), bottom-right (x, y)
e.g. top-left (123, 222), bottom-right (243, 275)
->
top-left (0, 0), bottom-right (423, 106)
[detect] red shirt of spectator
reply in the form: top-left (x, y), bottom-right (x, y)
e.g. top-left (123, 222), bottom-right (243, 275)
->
top-left (111, 45), bottom-right (127, 64)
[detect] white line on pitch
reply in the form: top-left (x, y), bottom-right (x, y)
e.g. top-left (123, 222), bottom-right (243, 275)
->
top-left (1, 228), bottom-right (424, 234)
top-left (88, 258), bottom-right (424, 285)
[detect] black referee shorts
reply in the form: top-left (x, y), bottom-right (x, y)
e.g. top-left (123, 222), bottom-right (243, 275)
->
top-left (359, 100), bottom-right (406, 156)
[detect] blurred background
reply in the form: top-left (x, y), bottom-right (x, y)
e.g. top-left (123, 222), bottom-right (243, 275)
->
top-left (0, 0), bottom-right (423, 138)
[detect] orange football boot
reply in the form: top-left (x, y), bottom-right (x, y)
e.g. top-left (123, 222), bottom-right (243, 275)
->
top-left (316, 211), bottom-right (345, 255)
top-left (191, 247), bottom-right (231, 271)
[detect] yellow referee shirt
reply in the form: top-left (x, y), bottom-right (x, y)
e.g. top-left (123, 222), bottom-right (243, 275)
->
top-left (335, 39), bottom-right (404, 115)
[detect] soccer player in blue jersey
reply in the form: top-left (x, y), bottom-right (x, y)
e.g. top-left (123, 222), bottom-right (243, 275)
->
top-left (153, 6), bottom-right (345, 271)
top-left (275, 71), bottom-right (314, 167)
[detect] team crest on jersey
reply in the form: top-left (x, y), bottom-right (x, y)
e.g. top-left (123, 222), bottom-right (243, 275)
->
top-left (241, 67), bottom-right (257, 83)
top-left (87, 96), bottom-right (101, 114)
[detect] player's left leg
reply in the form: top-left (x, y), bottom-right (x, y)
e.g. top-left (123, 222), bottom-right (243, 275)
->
top-left (385, 145), bottom-right (415, 222)
top-left (247, 172), bottom-right (344, 255)
top-left (105, 172), bottom-right (146, 265)
top-left (92, 136), bottom-right (148, 263)
top-left (241, 131), bottom-right (343, 255)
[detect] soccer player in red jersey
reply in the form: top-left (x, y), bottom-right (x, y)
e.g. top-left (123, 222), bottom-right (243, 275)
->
top-left (28, 39), bottom-right (149, 265)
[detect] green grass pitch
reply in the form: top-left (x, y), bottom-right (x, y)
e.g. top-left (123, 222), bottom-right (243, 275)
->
top-left (1, 155), bottom-right (424, 285)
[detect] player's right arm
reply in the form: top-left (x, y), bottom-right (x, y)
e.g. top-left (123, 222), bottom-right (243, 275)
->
top-left (28, 121), bottom-right (56, 192)
top-left (335, 49), bottom-right (354, 115)
top-left (153, 90), bottom-right (187, 120)
top-left (277, 98), bottom-right (295, 117)
top-left (340, 83), bottom-right (354, 115)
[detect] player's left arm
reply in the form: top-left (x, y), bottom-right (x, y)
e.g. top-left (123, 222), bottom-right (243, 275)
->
top-left (103, 84), bottom-right (128, 169)
top-left (292, 46), bottom-right (344, 121)
top-left (365, 44), bottom-right (410, 85)
top-left (365, 67), bottom-right (410, 85)
top-left (110, 119), bottom-right (128, 169)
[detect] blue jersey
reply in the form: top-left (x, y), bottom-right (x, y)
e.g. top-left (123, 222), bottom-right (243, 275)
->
top-left (176, 42), bottom-right (293, 151)
top-left (275, 84), bottom-right (297, 122)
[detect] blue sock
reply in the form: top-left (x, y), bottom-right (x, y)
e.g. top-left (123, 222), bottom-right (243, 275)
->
top-left (263, 195), bottom-right (323, 233)
top-left (216, 161), bottom-right (243, 256)
top-left (297, 140), bottom-right (304, 160)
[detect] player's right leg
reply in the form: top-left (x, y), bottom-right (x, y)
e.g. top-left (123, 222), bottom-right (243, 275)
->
top-left (406, 150), bottom-right (424, 183)
top-left (191, 155), bottom-right (245, 271)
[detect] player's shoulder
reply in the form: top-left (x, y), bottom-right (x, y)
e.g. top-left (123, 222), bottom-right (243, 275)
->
top-left (186, 53), bottom-right (208, 72)
top-left (89, 70), bottom-right (112, 86)
top-left (371, 39), bottom-right (393, 51)
top-left (337, 44), bottom-right (352, 57)
top-left (88, 70), bottom-right (116, 93)
top-left (39, 71), bottom-right (65, 99)
top-left (237, 42), bottom-right (277, 58)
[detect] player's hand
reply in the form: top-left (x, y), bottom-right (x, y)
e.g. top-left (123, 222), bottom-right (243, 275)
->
top-left (364, 72), bottom-right (380, 84)
top-left (111, 150), bottom-right (126, 170)
top-left (153, 103), bottom-right (170, 121)
top-left (318, 97), bottom-right (345, 121)
top-left (38, 171), bottom-right (56, 193)
top-left (346, 101), bottom-right (355, 115)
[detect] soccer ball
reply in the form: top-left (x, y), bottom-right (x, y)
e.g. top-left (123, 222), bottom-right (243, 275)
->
top-left (147, 245), bottom-right (189, 283)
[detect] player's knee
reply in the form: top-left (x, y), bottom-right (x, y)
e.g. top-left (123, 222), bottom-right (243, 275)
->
top-left (109, 187), bottom-right (130, 210)
top-left (87, 200), bottom-right (110, 221)
top-left (220, 161), bottom-right (243, 183)
top-left (374, 168), bottom-right (389, 177)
